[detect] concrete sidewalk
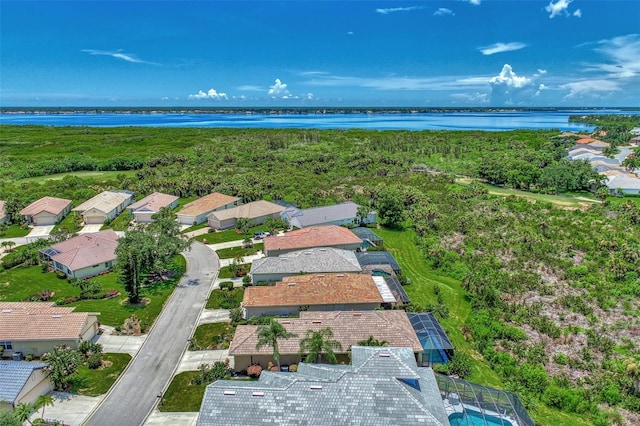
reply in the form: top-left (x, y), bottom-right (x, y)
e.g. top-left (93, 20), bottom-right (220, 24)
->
top-left (144, 411), bottom-right (198, 426)
top-left (97, 333), bottom-right (147, 356)
top-left (218, 252), bottom-right (264, 267)
top-left (176, 349), bottom-right (232, 374)
top-left (198, 309), bottom-right (230, 325)
top-left (29, 392), bottom-right (104, 426)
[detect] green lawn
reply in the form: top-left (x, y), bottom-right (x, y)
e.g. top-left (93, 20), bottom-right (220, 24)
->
top-left (17, 170), bottom-right (138, 184)
top-left (69, 353), bottom-right (132, 396)
top-left (206, 288), bottom-right (244, 309)
top-left (181, 222), bottom-right (209, 234)
top-left (192, 225), bottom-right (268, 244)
top-left (376, 227), bottom-right (594, 426)
top-left (218, 263), bottom-right (251, 279)
top-left (191, 322), bottom-right (235, 350)
top-left (52, 212), bottom-right (83, 234)
top-left (0, 255), bottom-right (185, 328)
top-left (101, 211), bottom-right (133, 231)
top-left (159, 371), bottom-right (205, 412)
top-left (0, 224), bottom-right (30, 238)
top-left (455, 178), bottom-right (599, 208)
top-left (215, 243), bottom-right (263, 259)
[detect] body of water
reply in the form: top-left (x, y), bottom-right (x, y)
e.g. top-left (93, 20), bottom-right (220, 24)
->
top-left (1, 109), bottom-right (638, 131)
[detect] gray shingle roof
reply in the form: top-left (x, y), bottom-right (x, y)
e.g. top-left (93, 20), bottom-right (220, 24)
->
top-left (250, 247), bottom-right (362, 276)
top-left (285, 202), bottom-right (363, 228)
top-left (197, 347), bottom-right (449, 426)
top-left (0, 361), bottom-right (48, 405)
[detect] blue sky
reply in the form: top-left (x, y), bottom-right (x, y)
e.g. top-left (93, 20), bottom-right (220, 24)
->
top-left (1, 0), bottom-right (639, 107)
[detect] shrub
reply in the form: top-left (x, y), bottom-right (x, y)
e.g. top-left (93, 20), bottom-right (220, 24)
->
top-left (247, 364), bottom-right (263, 378)
top-left (78, 340), bottom-right (103, 358)
top-left (38, 289), bottom-right (54, 301)
top-left (219, 281), bottom-right (234, 291)
top-left (289, 363), bottom-right (298, 372)
top-left (449, 351), bottom-right (472, 379)
top-left (229, 307), bottom-right (243, 324)
top-left (242, 275), bottom-right (252, 287)
top-left (24, 354), bottom-right (34, 361)
top-left (87, 353), bottom-right (103, 370)
top-left (55, 270), bottom-right (67, 279)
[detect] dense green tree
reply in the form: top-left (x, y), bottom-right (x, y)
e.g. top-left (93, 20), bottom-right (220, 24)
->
top-left (0, 409), bottom-right (21, 426)
top-left (41, 346), bottom-right (83, 391)
top-left (235, 217), bottom-right (252, 235)
top-left (298, 327), bottom-right (342, 364)
top-left (374, 186), bottom-right (406, 229)
top-left (256, 320), bottom-right (297, 369)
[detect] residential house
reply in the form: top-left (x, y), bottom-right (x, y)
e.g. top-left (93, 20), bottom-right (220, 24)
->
top-left (0, 302), bottom-right (99, 357)
top-left (263, 225), bottom-right (362, 257)
top-left (207, 200), bottom-right (284, 230)
top-left (629, 136), bottom-right (640, 146)
top-left (586, 140), bottom-right (610, 150)
top-left (20, 196), bottom-right (72, 226)
top-left (575, 137), bottom-right (601, 144)
top-left (72, 190), bottom-right (134, 225)
top-left (351, 227), bottom-right (383, 249)
top-left (177, 192), bottom-right (240, 226)
top-left (0, 200), bottom-right (7, 225)
top-left (40, 230), bottom-right (118, 279)
top-left (198, 346), bottom-right (449, 426)
top-left (282, 201), bottom-right (376, 229)
top-left (127, 192), bottom-right (179, 223)
top-left (250, 247), bottom-right (362, 284)
top-left (230, 310), bottom-right (423, 370)
top-left (606, 174), bottom-right (640, 195)
top-left (241, 273), bottom-right (388, 318)
top-left (0, 361), bottom-right (52, 410)
top-left (629, 127), bottom-right (640, 136)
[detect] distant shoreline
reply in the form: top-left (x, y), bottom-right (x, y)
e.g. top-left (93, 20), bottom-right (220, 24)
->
top-left (2, 106), bottom-right (639, 115)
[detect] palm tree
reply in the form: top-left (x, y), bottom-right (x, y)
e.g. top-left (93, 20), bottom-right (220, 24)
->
top-left (298, 327), bottom-right (343, 364)
top-left (357, 335), bottom-right (388, 347)
top-left (35, 394), bottom-right (54, 420)
top-left (13, 402), bottom-right (35, 425)
top-left (255, 320), bottom-right (297, 369)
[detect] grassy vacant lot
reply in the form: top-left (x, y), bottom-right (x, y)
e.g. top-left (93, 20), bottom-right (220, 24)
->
top-left (191, 322), bottom-right (235, 350)
top-left (215, 243), bottom-right (263, 259)
top-left (376, 227), bottom-right (591, 426)
top-left (0, 256), bottom-right (185, 328)
top-left (192, 225), bottom-right (267, 244)
top-left (69, 353), bottom-right (131, 396)
top-left (206, 288), bottom-right (244, 309)
top-left (0, 224), bottom-right (30, 238)
top-left (160, 371), bottom-right (205, 412)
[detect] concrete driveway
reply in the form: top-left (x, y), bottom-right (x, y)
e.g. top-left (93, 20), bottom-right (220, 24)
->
top-left (176, 349), bottom-right (231, 374)
top-left (78, 224), bottom-right (103, 234)
top-left (30, 392), bottom-right (104, 426)
top-left (96, 333), bottom-right (147, 356)
top-left (144, 411), bottom-right (198, 426)
top-left (27, 225), bottom-right (55, 237)
top-left (84, 242), bottom-right (218, 426)
top-left (198, 309), bottom-right (230, 325)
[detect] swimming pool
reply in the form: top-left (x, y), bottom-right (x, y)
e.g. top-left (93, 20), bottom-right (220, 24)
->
top-left (449, 409), bottom-right (515, 426)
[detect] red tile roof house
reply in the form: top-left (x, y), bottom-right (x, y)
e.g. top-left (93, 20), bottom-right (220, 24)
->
top-left (263, 225), bottom-right (362, 257)
top-left (177, 192), bottom-right (241, 226)
top-left (0, 200), bottom-right (7, 225)
top-left (127, 192), bottom-right (180, 223)
top-left (0, 302), bottom-right (99, 357)
top-left (20, 196), bottom-right (72, 226)
top-left (39, 230), bottom-right (119, 279)
top-left (229, 310), bottom-right (423, 371)
top-left (241, 273), bottom-right (384, 319)
top-left (207, 200), bottom-right (285, 230)
top-left (72, 190), bottom-right (134, 225)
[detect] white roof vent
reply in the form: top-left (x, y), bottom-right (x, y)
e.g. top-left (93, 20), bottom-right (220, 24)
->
top-left (1, 309), bottom-right (12, 313)
top-left (52, 315), bottom-right (62, 318)
top-left (288, 282), bottom-right (296, 286)
top-left (223, 390), bottom-right (236, 396)
top-left (252, 392), bottom-right (265, 397)
top-left (336, 274), bottom-right (345, 277)
top-left (310, 385), bottom-right (323, 390)
top-left (379, 353), bottom-right (391, 358)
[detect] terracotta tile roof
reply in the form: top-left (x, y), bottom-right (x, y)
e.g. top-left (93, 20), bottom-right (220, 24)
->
top-left (229, 310), bottom-right (422, 356)
top-left (208, 200), bottom-right (285, 221)
top-left (576, 137), bottom-right (600, 144)
top-left (242, 273), bottom-right (382, 307)
top-left (20, 196), bottom-right (72, 216)
top-left (0, 200), bottom-right (5, 219)
top-left (586, 141), bottom-right (610, 148)
top-left (264, 225), bottom-right (362, 253)
top-left (0, 302), bottom-right (96, 341)
top-left (178, 192), bottom-right (240, 216)
top-left (49, 230), bottom-right (119, 271)
top-left (72, 191), bottom-right (132, 214)
top-left (128, 192), bottom-right (179, 213)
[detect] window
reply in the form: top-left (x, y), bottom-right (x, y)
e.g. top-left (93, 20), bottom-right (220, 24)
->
top-left (0, 341), bottom-right (12, 350)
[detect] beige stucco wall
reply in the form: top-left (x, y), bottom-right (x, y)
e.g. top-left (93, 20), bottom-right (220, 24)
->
top-left (233, 353), bottom-right (352, 371)
top-left (54, 260), bottom-right (114, 279)
top-left (12, 339), bottom-right (78, 357)
top-left (133, 211), bottom-right (155, 223)
top-left (15, 368), bottom-right (52, 408)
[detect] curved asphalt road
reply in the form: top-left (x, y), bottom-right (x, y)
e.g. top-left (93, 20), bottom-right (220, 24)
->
top-left (84, 242), bottom-right (218, 426)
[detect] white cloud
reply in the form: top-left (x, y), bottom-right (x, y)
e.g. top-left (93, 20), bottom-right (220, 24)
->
top-left (187, 88), bottom-right (228, 100)
top-left (304, 74), bottom-right (489, 91)
top-left (434, 8), bottom-right (455, 16)
top-left (461, 0), bottom-right (481, 5)
top-left (305, 93), bottom-right (314, 100)
top-left (237, 85), bottom-right (263, 91)
top-left (268, 79), bottom-right (291, 97)
top-left (573, 9), bottom-right (582, 17)
top-left (450, 92), bottom-right (489, 103)
top-left (347, 31), bottom-right (354, 35)
top-left (375, 6), bottom-right (424, 15)
top-left (489, 64), bottom-right (535, 104)
top-left (81, 49), bottom-right (158, 65)
top-left (536, 69), bottom-right (548, 76)
top-left (535, 84), bottom-right (547, 96)
top-left (545, 0), bottom-right (574, 19)
top-left (586, 34), bottom-right (640, 79)
top-left (479, 42), bottom-right (527, 56)
top-left (561, 80), bottom-right (621, 99)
